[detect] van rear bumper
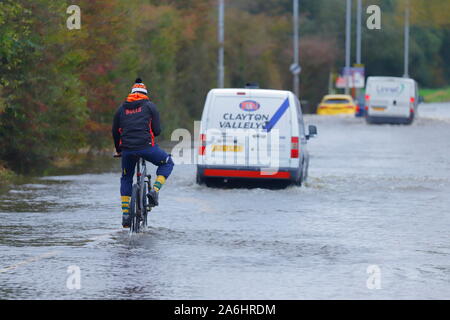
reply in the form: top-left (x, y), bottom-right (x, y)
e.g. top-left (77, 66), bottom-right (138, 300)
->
top-left (366, 114), bottom-right (413, 124)
top-left (197, 165), bottom-right (299, 181)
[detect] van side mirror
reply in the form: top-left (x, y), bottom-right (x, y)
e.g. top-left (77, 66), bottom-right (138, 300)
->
top-left (307, 125), bottom-right (317, 140)
top-left (419, 96), bottom-right (425, 103)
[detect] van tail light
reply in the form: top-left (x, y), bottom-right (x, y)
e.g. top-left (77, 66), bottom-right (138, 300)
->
top-left (365, 95), bottom-right (370, 111)
top-left (410, 98), bottom-right (416, 114)
top-left (291, 137), bottom-right (299, 159)
top-left (199, 134), bottom-right (206, 155)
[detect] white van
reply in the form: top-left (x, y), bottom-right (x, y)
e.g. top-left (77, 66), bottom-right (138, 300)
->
top-left (196, 86), bottom-right (317, 186)
top-left (365, 76), bottom-right (421, 124)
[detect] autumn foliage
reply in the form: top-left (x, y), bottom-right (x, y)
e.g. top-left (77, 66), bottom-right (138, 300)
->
top-left (0, 0), bottom-right (449, 173)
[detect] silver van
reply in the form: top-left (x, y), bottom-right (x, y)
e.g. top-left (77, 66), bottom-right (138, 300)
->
top-left (365, 76), bottom-right (421, 125)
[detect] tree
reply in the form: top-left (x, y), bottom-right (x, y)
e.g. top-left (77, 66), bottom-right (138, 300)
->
top-left (0, 0), bottom-right (88, 172)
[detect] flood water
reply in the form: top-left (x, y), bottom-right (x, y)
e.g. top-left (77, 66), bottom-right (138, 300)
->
top-left (1, 103), bottom-right (449, 299)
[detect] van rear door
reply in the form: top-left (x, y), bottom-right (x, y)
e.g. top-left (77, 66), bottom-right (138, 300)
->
top-left (203, 92), bottom-right (252, 167)
top-left (368, 79), bottom-right (412, 117)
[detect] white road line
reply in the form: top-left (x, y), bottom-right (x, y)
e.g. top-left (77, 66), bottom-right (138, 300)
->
top-left (0, 230), bottom-right (120, 274)
top-left (0, 251), bottom-right (61, 274)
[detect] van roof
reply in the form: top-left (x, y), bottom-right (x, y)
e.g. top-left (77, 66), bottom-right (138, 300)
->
top-left (209, 88), bottom-right (292, 98)
top-left (367, 76), bottom-right (415, 84)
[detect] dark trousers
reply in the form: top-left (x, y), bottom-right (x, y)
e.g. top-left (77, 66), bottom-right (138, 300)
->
top-left (120, 145), bottom-right (174, 196)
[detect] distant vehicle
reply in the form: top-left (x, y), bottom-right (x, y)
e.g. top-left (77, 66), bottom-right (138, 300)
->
top-left (355, 93), bottom-right (366, 117)
top-left (197, 85), bottom-right (317, 186)
top-left (365, 76), bottom-right (423, 125)
top-left (317, 94), bottom-right (357, 116)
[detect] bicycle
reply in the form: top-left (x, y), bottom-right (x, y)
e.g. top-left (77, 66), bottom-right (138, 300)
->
top-left (115, 154), bottom-right (154, 234)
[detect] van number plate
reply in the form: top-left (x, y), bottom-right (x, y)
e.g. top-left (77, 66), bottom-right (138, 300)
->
top-left (211, 145), bottom-right (243, 152)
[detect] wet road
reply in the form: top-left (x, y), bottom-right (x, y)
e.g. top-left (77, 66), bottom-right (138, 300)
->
top-left (0, 103), bottom-right (449, 299)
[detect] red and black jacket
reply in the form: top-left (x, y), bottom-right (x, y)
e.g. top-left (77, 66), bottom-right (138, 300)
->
top-left (112, 93), bottom-right (161, 153)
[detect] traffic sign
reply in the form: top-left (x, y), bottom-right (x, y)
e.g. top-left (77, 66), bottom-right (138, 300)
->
top-left (336, 66), bottom-right (365, 88)
top-left (290, 63), bottom-right (302, 75)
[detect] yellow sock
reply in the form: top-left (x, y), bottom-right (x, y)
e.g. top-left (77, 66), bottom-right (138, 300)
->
top-left (153, 175), bottom-right (166, 192)
top-left (121, 196), bottom-right (131, 215)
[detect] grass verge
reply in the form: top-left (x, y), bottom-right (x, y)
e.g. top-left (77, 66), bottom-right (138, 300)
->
top-left (420, 87), bottom-right (450, 103)
top-left (0, 164), bottom-right (17, 187)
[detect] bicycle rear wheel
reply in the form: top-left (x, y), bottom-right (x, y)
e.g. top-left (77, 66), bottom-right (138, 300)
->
top-left (130, 184), bottom-right (140, 233)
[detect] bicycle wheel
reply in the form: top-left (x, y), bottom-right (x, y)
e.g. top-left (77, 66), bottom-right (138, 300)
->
top-left (142, 183), bottom-right (148, 229)
top-left (130, 184), bottom-right (140, 233)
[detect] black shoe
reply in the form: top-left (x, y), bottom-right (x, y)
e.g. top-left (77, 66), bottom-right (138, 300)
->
top-left (122, 214), bottom-right (131, 228)
top-left (147, 190), bottom-right (159, 207)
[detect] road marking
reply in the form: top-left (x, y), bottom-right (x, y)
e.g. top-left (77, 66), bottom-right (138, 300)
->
top-left (0, 231), bottom-right (117, 274)
top-left (0, 250), bottom-right (61, 274)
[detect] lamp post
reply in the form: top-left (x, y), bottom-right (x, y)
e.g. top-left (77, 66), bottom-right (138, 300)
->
top-left (292, 0), bottom-right (300, 97)
top-left (355, 0), bottom-right (363, 98)
top-left (218, 0), bottom-right (225, 88)
top-left (403, 0), bottom-right (410, 78)
top-left (356, 0), bottom-right (362, 65)
top-left (345, 0), bottom-right (352, 95)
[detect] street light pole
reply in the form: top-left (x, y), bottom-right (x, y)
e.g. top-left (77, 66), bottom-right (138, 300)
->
top-left (356, 0), bottom-right (362, 65)
top-left (345, 0), bottom-right (352, 95)
top-left (403, 0), bottom-right (410, 78)
top-left (218, 0), bottom-right (225, 88)
top-left (293, 0), bottom-right (300, 97)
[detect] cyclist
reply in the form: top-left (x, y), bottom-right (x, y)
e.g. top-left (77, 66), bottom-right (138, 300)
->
top-left (112, 78), bottom-right (174, 228)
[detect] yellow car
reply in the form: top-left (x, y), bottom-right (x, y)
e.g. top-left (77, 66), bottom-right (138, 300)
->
top-left (317, 94), bottom-right (357, 115)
